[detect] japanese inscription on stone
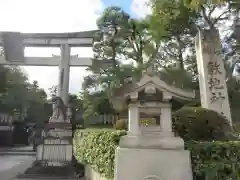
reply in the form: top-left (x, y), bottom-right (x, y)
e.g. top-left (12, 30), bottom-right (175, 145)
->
top-left (203, 34), bottom-right (226, 117)
top-left (206, 54), bottom-right (225, 103)
top-left (195, 29), bottom-right (232, 124)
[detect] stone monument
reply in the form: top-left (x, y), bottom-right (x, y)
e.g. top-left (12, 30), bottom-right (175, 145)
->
top-left (36, 96), bottom-right (73, 166)
top-left (112, 68), bottom-right (195, 180)
top-left (195, 29), bottom-right (232, 126)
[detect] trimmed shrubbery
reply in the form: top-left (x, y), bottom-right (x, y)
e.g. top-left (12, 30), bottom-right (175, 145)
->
top-left (172, 107), bottom-right (232, 141)
top-left (115, 119), bottom-right (127, 130)
top-left (187, 141), bottom-right (240, 180)
top-left (74, 130), bottom-right (240, 180)
top-left (74, 130), bottom-right (126, 179)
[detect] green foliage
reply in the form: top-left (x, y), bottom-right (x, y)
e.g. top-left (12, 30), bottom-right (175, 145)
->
top-left (182, 0), bottom-right (240, 11)
top-left (0, 66), bottom-right (50, 123)
top-left (149, 0), bottom-right (237, 82)
top-left (159, 67), bottom-right (197, 90)
top-left (81, 91), bottom-right (116, 120)
top-left (82, 2), bottom-right (240, 125)
top-left (149, 0), bottom-right (199, 82)
top-left (187, 141), bottom-right (240, 180)
top-left (172, 107), bottom-right (232, 141)
top-left (115, 119), bottom-right (127, 130)
top-left (150, 0), bottom-right (198, 39)
top-left (0, 66), bottom-right (8, 93)
top-left (74, 130), bottom-right (126, 179)
top-left (97, 6), bottom-right (130, 32)
top-left (74, 130), bottom-right (240, 180)
top-left (68, 94), bottom-right (84, 123)
top-left (82, 6), bottom-right (160, 118)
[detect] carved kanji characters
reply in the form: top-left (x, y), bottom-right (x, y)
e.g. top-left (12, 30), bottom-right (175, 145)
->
top-left (208, 61), bottom-right (222, 75)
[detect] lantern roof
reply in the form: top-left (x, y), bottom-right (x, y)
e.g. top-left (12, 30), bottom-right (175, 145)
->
top-left (113, 72), bottom-right (195, 102)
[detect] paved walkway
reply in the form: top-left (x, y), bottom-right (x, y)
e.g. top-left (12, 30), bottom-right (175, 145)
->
top-left (0, 146), bottom-right (35, 180)
top-left (0, 146), bottom-right (83, 180)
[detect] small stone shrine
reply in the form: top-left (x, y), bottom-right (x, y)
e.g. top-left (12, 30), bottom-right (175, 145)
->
top-left (112, 67), bottom-right (195, 180)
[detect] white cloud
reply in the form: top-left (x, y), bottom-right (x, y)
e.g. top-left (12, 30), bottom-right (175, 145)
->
top-left (0, 0), bottom-right (103, 33)
top-left (0, 0), bottom-right (104, 95)
top-left (131, 0), bottom-right (151, 18)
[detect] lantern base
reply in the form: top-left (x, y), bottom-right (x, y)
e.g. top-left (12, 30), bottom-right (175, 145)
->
top-left (114, 147), bottom-right (193, 180)
top-left (119, 133), bottom-right (184, 149)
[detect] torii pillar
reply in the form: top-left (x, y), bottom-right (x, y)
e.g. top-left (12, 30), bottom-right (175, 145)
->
top-left (57, 44), bottom-right (70, 105)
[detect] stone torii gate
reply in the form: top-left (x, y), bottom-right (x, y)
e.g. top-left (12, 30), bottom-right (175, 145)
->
top-left (0, 31), bottom-right (98, 172)
top-left (0, 31), bottom-right (97, 105)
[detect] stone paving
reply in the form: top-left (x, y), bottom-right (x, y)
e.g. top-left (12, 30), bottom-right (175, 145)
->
top-left (0, 146), bottom-right (35, 180)
top-left (0, 146), bottom-right (84, 180)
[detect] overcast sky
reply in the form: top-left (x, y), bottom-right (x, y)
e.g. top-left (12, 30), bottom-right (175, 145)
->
top-left (0, 0), bottom-right (150, 95)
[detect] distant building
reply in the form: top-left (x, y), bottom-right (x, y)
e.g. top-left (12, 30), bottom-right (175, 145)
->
top-left (0, 112), bottom-right (14, 146)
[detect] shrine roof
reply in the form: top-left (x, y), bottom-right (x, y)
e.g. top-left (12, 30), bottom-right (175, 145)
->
top-left (113, 73), bottom-right (195, 101)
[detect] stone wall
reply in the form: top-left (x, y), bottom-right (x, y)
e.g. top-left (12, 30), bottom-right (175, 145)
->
top-left (85, 165), bottom-right (111, 180)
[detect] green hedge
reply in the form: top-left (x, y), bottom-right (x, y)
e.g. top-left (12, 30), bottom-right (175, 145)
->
top-left (172, 107), bottom-right (232, 141)
top-left (74, 130), bottom-right (240, 180)
top-left (187, 141), bottom-right (240, 180)
top-left (74, 130), bottom-right (126, 179)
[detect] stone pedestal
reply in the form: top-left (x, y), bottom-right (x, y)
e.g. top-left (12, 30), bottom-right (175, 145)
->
top-left (115, 130), bottom-right (192, 180)
top-left (18, 122), bottom-right (78, 179)
top-left (115, 147), bottom-right (192, 180)
top-left (119, 134), bottom-right (184, 149)
top-left (36, 122), bottom-right (72, 166)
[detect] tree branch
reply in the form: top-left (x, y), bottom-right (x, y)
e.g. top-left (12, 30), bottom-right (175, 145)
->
top-left (201, 5), bottom-right (214, 29)
top-left (145, 42), bottom-right (160, 67)
top-left (127, 37), bottom-right (138, 57)
top-left (176, 36), bottom-right (184, 69)
top-left (208, 5), bottom-right (217, 19)
top-left (212, 10), bottom-right (230, 25)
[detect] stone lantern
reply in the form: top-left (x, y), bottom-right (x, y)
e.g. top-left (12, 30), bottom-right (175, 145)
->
top-left (113, 68), bottom-right (195, 180)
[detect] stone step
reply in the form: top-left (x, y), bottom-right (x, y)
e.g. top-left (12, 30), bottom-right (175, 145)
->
top-left (14, 161), bottom-right (82, 180)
